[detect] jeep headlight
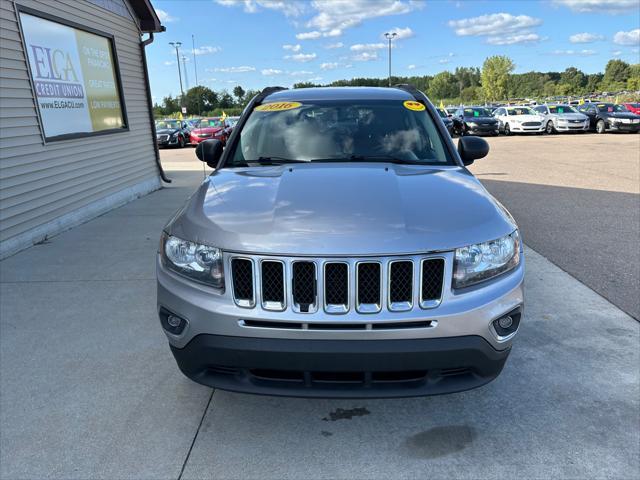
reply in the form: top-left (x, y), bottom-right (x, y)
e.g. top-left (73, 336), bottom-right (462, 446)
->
top-left (161, 233), bottom-right (224, 289)
top-left (453, 231), bottom-right (520, 288)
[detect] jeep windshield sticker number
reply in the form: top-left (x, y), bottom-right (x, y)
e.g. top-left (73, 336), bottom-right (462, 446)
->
top-left (255, 102), bottom-right (302, 112)
top-left (403, 100), bottom-right (425, 111)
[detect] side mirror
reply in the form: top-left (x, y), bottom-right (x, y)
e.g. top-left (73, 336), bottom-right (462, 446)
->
top-left (458, 136), bottom-right (489, 166)
top-left (195, 139), bottom-right (223, 168)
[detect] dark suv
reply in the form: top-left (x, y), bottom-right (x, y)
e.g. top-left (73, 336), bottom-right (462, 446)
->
top-left (453, 106), bottom-right (499, 136)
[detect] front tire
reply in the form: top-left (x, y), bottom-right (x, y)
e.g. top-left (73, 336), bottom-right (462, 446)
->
top-left (178, 136), bottom-right (186, 148)
top-left (504, 123), bottom-right (511, 136)
top-left (546, 121), bottom-right (555, 134)
top-left (596, 119), bottom-right (606, 134)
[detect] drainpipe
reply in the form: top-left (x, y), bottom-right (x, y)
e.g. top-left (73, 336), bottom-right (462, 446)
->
top-left (141, 32), bottom-right (171, 183)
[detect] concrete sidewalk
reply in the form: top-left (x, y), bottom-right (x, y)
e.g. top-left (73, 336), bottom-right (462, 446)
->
top-left (1, 161), bottom-right (638, 479)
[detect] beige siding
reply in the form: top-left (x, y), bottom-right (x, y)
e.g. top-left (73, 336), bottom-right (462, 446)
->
top-left (0, 0), bottom-right (161, 256)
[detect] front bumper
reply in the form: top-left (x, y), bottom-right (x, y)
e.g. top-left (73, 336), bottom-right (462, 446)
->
top-left (608, 122), bottom-right (640, 132)
top-left (466, 125), bottom-right (499, 135)
top-left (157, 251), bottom-right (524, 397)
top-left (555, 123), bottom-right (589, 131)
top-left (509, 125), bottom-right (544, 133)
top-left (170, 334), bottom-right (511, 398)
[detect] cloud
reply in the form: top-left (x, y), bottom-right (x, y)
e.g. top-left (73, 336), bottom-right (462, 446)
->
top-left (407, 64), bottom-right (416, 70)
top-left (192, 45), bottom-right (222, 55)
top-left (551, 49), bottom-right (597, 56)
top-left (156, 9), bottom-right (178, 22)
top-left (163, 61), bottom-right (175, 66)
top-left (613, 29), bottom-right (640, 46)
top-left (448, 13), bottom-right (542, 36)
top-left (381, 27), bottom-right (414, 40)
top-left (290, 70), bottom-right (314, 75)
top-left (612, 50), bottom-right (623, 56)
top-left (283, 44), bottom-right (302, 52)
top-left (324, 42), bottom-right (344, 49)
top-left (261, 68), bottom-right (283, 76)
top-left (215, 0), bottom-right (306, 16)
top-left (296, 30), bottom-right (322, 40)
top-left (306, 76), bottom-right (323, 82)
top-left (208, 66), bottom-right (256, 73)
top-left (320, 62), bottom-right (338, 70)
top-left (350, 43), bottom-right (387, 51)
top-left (552, 0), bottom-right (638, 14)
top-left (569, 32), bottom-right (605, 43)
top-left (486, 33), bottom-right (541, 45)
top-left (438, 58), bottom-right (450, 64)
top-left (296, 29), bottom-right (342, 39)
top-left (306, 0), bottom-right (419, 35)
top-left (352, 51), bottom-right (378, 61)
top-left (285, 52), bottom-right (317, 62)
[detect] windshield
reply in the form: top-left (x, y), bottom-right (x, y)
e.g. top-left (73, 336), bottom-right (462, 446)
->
top-left (156, 120), bottom-right (180, 129)
top-left (597, 104), bottom-right (628, 113)
top-left (507, 107), bottom-right (534, 115)
top-left (437, 108), bottom-right (447, 118)
top-left (196, 118), bottom-right (223, 128)
top-left (228, 100), bottom-right (453, 166)
top-left (463, 107), bottom-right (491, 117)
top-left (549, 105), bottom-right (577, 114)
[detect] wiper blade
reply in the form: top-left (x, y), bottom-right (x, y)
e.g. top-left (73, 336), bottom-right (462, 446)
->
top-left (245, 156), bottom-right (308, 165)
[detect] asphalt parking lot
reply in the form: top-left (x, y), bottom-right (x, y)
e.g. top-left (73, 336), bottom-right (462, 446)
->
top-left (0, 134), bottom-right (638, 479)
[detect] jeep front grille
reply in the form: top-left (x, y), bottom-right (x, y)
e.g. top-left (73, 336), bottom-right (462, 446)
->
top-left (229, 254), bottom-right (446, 315)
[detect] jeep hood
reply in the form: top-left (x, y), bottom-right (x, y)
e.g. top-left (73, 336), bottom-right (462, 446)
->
top-left (166, 163), bottom-right (517, 256)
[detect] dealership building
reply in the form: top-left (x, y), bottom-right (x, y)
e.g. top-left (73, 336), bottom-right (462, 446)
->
top-left (0, 0), bottom-right (166, 259)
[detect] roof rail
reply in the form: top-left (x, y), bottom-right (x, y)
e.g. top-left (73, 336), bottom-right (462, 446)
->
top-left (254, 86), bottom-right (288, 104)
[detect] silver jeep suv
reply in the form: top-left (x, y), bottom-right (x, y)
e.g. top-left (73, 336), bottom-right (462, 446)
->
top-left (157, 86), bottom-right (524, 398)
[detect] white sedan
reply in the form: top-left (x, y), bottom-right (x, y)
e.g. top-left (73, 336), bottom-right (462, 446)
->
top-left (493, 106), bottom-right (544, 135)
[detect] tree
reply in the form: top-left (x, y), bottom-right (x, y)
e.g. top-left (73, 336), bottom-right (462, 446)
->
top-left (559, 67), bottom-right (586, 95)
top-left (585, 73), bottom-right (603, 94)
top-left (184, 86), bottom-right (218, 115)
top-left (481, 55), bottom-right (515, 101)
top-left (454, 67), bottom-right (481, 95)
top-left (602, 59), bottom-right (631, 90)
top-left (628, 64), bottom-right (640, 91)
top-left (218, 90), bottom-right (234, 108)
top-left (428, 71), bottom-right (458, 100)
top-left (233, 85), bottom-right (246, 103)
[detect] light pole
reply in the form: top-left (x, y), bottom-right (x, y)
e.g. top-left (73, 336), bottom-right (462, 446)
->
top-left (192, 34), bottom-right (201, 115)
top-left (384, 32), bottom-right (397, 87)
top-left (169, 42), bottom-right (184, 106)
top-left (181, 55), bottom-right (189, 91)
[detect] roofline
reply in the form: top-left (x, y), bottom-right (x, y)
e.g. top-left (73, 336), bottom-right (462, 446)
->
top-left (130, 0), bottom-right (165, 33)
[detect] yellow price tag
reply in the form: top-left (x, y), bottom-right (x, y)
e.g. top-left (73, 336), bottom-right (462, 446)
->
top-left (403, 100), bottom-right (425, 111)
top-left (255, 102), bottom-right (302, 112)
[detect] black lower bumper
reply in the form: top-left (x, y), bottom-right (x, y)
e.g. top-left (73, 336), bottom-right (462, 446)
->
top-left (170, 334), bottom-right (511, 398)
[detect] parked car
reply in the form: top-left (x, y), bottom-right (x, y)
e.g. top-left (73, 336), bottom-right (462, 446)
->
top-left (622, 102), bottom-right (640, 115)
top-left (189, 117), bottom-right (232, 145)
top-left (492, 106), bottom-right (544, 135)
top-left (227, 116), bottom-right (240, 129)
top-left (533, 104), bottom-right (589, 134)
top-left (437, 108), bottom-right (454, 136)
top-left (577, 103), bottom-right (640, 133)
top-left (157, 86), bottom-right (524, 398)
top-left (453, 106), bottom-right (499, 136)
top-left (155, 119), bottom-right (190, 148)
top-left (445, 107), bottom-right (457, 117)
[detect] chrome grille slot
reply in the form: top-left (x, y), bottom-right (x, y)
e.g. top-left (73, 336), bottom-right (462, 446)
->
top-left (356, 262), bottom-right (381, 313)
top-left (292, 261), bottom-right (317, 312)
top-left (389, 260), bottom-right (413, 311)
top-left (261, 260), bottom-right (285, 310)
top-left (231, 258), bottom-right (254, 307)
top-left (324, 262), bottom-right (349, 313)
top-left (421, 258), bottom-right (445, 308)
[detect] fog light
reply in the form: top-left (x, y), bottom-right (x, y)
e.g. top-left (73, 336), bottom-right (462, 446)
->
top-left (498, 316), bottom-right (513, 329)
top-left (492, 307), bottom-right (522, 338)
top-left (167, 315), bottom-right (182, 328)
top-left (159, 307), bottom-right (188, 335)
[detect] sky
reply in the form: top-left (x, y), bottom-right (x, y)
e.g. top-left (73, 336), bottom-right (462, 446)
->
top-left (146, 0), bottom-right (640, 101)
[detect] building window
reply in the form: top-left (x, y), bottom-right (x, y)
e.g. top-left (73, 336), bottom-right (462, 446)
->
top-left (18, 8), bottom-right (128, 141)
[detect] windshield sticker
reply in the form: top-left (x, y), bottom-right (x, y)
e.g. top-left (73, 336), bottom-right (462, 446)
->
top-left (255, 101), bottom-right (302, 112)
top-left (403, 100), bottom-right (425, 111)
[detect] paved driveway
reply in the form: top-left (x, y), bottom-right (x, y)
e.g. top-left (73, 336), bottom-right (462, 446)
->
top-left (0, 140), bottom-right (638, 479)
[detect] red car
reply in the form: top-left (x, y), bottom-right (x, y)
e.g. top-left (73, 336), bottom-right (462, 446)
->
top-left (623, 103), bottom-right (640, 115)
top-left (189, 117), bottom-right (231, 145)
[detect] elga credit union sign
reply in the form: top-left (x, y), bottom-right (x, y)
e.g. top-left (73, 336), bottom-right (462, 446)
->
top-left (19, 12), bottom-right (126, 140)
